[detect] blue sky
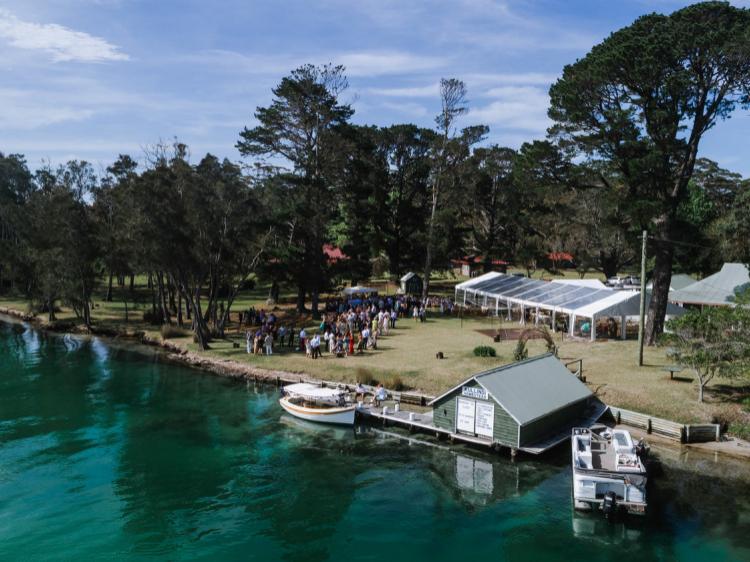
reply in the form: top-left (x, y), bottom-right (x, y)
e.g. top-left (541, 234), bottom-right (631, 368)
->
top-left (1, 0), bottom-right (748, 175)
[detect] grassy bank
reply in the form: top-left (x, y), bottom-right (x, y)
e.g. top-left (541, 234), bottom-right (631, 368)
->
top-left (1, 273), bottom-right (748, 439)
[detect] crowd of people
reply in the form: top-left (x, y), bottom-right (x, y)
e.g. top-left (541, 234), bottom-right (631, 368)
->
top-left (241, 293), bottom-right (456, 359)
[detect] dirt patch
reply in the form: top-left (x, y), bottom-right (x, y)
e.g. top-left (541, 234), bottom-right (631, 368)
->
top-left (476, 328), bottom-right (545, 341)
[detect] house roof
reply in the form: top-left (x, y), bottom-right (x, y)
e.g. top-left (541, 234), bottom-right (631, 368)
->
top-left (323, 244), bottom-right (348, 263)
top-left (400, 272), bottom-right (420, 283)
top-left (670, 274), bottom-right (697, 291)
top-left (647, 273), bottom-right (695, 292)
top-left (429, 354), bottom-right (592, 426)
top-left (547, 251), bottom-right (574, 262)
top-left (452, 256), bottom-right (509, 266)
top-left (669, 263), bottom-right (750, 307)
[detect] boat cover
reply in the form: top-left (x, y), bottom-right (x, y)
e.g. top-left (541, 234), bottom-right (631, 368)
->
top-left (284, 383), bottom-right (345, 399)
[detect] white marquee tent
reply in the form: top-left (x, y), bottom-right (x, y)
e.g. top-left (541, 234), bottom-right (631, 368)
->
top-left (455, 272), bottom-right (685, 341)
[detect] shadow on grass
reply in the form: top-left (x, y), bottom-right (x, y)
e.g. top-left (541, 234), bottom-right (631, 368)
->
top-left (709, 383), bottom-right (750, 405)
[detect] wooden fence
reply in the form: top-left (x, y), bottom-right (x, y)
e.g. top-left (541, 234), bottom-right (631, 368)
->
top-left (606, 405), bottom-right (720, 443)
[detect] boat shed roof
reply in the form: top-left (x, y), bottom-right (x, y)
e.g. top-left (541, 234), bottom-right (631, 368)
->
top-left (429, 354), bottom-right (592, 426)
top-left (400, 272), bottom-right (419, 282)
top-left (455, 272), bottom-right (684, 320)
top-left (669, 263), bottom-right (750, 307)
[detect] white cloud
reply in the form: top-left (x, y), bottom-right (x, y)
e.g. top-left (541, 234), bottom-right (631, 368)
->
top-left (379, 101), bottom-right (429, 118)
top-left (364, 83), bottom-right (440, 98)
top-left (184, 49), bottom-right (446, 78)
top-left (334, 52), bottom-right (445, 76)
top-left (0, 8), bottom-right (128, 62)
top-left (469, 84), bottom-right (551, 133)
top-left (466, 72), bottom-right (560, 88)
top-left (0, 87), bottom-right (96, 128)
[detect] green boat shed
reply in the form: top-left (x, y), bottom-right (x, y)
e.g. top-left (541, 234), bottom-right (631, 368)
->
top-left (428, 354), bottom-right (593, 450)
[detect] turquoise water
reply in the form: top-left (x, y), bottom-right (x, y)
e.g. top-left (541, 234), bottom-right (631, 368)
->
top-left (1, 320), bottom-right (749, 562)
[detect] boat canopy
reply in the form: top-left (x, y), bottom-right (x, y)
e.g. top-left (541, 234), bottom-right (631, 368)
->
top-left (342, 286), bottom-right (378, 296)
top-left (284, 383), bottom-right (346, 399)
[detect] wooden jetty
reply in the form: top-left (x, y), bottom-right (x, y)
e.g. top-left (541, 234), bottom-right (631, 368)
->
top-left (357, 399), bottom-right (608, 457)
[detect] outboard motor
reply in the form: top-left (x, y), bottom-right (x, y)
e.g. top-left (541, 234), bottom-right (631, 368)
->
top-left (602, 491), bottom-right (618, 521)
top-left (635, 438), bottom-right (649, 459)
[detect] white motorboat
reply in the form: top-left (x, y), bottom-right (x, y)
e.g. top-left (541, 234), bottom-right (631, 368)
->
top-left (571, 425), bottom-right (648, 517)
top-left (279, 383), bottom-right (356, 426)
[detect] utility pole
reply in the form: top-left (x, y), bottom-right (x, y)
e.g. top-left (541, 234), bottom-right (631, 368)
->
top-left (637, 230), bottom-right (647, 366)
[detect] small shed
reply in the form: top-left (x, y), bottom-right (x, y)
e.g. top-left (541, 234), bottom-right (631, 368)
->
top-left (428, 354), bottom-right (593, 449)
top-left (400, 272), bottom-right (423, 295)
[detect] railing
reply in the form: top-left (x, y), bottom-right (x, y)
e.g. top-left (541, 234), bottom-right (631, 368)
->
top-left (606, 405), bottom-right (721, 443)
top-left (565, 359), bottom-right (584, 380)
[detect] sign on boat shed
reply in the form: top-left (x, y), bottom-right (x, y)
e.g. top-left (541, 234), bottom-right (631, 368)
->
top-left (400, 272), bottom-right (423, 295)
top-left (429, 354), bottom-right (594, 451)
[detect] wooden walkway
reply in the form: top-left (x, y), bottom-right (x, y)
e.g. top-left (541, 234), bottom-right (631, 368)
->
top-left (357, 405), bottom-right (499, 449)
top-left (357, 399), bottom-right (608, 456)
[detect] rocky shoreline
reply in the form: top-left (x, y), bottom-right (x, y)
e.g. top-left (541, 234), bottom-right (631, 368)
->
top-left (0, 305), bottom-right (415, 398)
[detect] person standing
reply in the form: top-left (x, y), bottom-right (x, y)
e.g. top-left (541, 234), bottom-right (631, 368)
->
top-left (298, 327), bottom-right (307, 352)
top-left (347, 330), bottom-right (354, 356)
top-left (264, 332), bottom-right (273, 355)
top-left (245, 330), bottom-right (252, 354)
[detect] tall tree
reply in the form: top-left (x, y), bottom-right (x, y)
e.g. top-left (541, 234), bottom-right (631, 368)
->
top-left (549, 1), bottom-right (750, 344)
top-left (372, 124), bottom-right (434, 278)
top-left (423, 79), bottom-right (477, 297)
top-left (462, 146), bottom-right (517, 271)
top-left (237, 64), bottom-right (352, 317)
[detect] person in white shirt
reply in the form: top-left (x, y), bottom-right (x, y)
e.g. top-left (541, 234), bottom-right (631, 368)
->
top-left (310, 334), bottom-right (321, 359)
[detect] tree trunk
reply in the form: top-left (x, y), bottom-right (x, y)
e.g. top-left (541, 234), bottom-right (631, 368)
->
top-left (149, 273), bottom-right (156, 314)
top-left (599, 253), bottom-right (619, 280)
top-left (177, 293), bottom-right (183, 327)
top-left (268, 280), bottom-right (279, 304)
top-left (192, 288), bottom-right (210, 350)
top-left (129, 273), bottom-right (135, 292)
top-left (311, 289), bottom-right (320, 320)
top-left (105, 271), bottom-right (113, 302)
top-left (645, 216), bottom-right (674, 345)
top-left (156, 272), bottom-right (172, 325)
top-left (422, 198), bottom-right (437, 299)
top-left (296, 284), bottom-right (306, 313)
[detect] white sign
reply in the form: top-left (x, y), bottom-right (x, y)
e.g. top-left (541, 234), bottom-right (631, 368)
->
top-left (456, 397), bottom-right (476, 434)
top-left (461, 386), bottom-right (488, 400)
top-left (475, 401), bottom-right (495, 438)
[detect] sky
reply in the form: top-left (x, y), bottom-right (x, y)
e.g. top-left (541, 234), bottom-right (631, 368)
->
top-left (1, 0), bottom-right (748, 176)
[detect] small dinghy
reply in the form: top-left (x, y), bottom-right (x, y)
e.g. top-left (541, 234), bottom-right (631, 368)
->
top-left (571, 425), bottom-right (648, 517)
top-left (279, 383), bottom-right (356, 426)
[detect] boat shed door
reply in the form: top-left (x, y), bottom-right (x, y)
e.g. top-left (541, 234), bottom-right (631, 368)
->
top-left (475, 402), bottom-right (494, 438)
top-left (456, 398), bottom-right (476, 434)
top-left (456, 394), bottom-right (495, 438)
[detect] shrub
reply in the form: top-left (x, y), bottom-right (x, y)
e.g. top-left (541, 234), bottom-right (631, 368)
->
top-left (473, 345), bottom-right (496, 357)
top-left (142, 309), bottom-right (164, 325)
top-left (160, 324), bottom-right (189, 339)
top-left (513, 339), bottom-right (528, 362)
top-left (355, 368), bottom-right (378, 386)
top-left (383, 375), bottom-right (407, 391)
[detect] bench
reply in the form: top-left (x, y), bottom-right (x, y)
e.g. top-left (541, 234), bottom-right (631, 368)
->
top-left (662, 365), bottom-right (683, 380)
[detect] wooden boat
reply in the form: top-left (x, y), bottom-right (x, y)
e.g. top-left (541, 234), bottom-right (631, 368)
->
top-left (571, 425), bottom-right (648, 517)
top-left (279, 383), bottom-right (356, 426)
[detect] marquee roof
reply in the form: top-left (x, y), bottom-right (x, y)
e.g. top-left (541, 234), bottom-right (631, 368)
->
top-left (669, 263), bottom-right (750, 307)
top-left (456, 272), bottom-right (684, 319)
